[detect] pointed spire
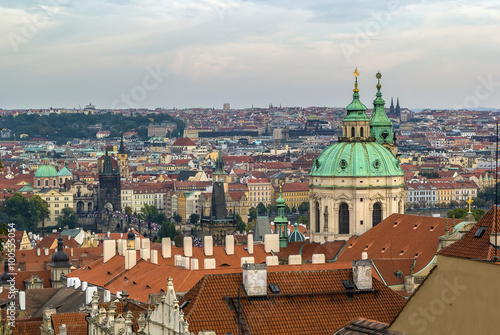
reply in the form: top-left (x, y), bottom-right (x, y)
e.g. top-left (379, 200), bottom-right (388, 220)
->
top-left (119, 135), bottom-right (126, 155)
top-left (345, 68), bottom-right (368, 119)
top-left (370, 72), bottom-right (394, 144)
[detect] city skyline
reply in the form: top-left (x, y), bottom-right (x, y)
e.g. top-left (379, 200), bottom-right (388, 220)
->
top-left (1, 0), bottom-right (499, 110)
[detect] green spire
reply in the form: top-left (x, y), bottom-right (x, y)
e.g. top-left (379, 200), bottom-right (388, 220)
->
top-left (370, 72), bottom-right (394, 144)
top-left (344, 68), bottom-right (369, 122)
top-left (214, 150), bottom-right (225, 176)
top-left (274, 181), bottom-right (288, 248)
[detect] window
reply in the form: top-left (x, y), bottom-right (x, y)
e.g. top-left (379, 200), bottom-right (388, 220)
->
top-left (315, 202), bottom-right (320, 233)
top-left (351, 127), bottom-right (355, 137)
top-left (373, 203), bottom-right (382, 226)
top-left (360, 127), bottom-right (364, 137)
top-left (339, 203), bottom-right (349, 234)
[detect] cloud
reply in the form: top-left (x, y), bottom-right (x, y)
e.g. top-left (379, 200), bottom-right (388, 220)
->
top-left (0, 0), bottom-right (499, 109)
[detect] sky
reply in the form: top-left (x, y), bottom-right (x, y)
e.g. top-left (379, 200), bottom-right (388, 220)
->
top-left (0, 0), bottom-right (499, 110)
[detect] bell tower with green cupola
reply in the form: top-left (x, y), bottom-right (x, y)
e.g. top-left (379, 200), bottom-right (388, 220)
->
top-left (340, 68), bottom-right (372, 142)
top-left (370, 72), bottom-right (397, 156)
top-left (274, 181), bottom-right (289, 248)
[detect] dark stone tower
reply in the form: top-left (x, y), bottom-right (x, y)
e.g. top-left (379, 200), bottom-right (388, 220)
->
top-left (389, 97), bottom-right (395, 116)
top-left (117, 136), bottom-right (129, 179)
top-left (201, 151), bottom-right (236, 246)
top-left (98, 149), bottom-right (121, 213)
top-left (396, 97), bottom-right (401, 119)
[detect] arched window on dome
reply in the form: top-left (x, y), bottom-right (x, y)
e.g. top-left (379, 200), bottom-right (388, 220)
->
top-left (339, 203), bottom-right (349, 234)
top-left (351, 127), bottom-right (355, 137)
top-left (373, 202), bottom-right (382, 226)
top-left (38, 180), bottom-right (41, 187)
top-left (360, 127), bottom-right (364, 137)
top-left (45, 180), bottom-right (48, 187)
top-left (315, 201), bottom-right (320, 233)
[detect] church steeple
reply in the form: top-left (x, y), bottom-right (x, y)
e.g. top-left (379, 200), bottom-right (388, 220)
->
top-left (370, 72), bottom-right (394, 143)
top-left (341, 68), bottom-right (371, 142)
top-left (370, 72), bottom-right (397, 156)
top-left (274, 181), bottom-right (289, 248)
top-left (119, 135), bottom-right (126, 155)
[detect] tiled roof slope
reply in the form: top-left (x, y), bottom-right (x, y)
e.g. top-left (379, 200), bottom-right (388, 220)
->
top-left (51, 312), bottom-right (87, 335)
top-left (12, 317), bottom-right (43, 335)
top-left (335, 317), bottom-right (406, 335)
top-left (181, 269), bottom-right (407, 335)
top-left (439, 206), bottom-right (500, 261)
top-left (336, 214), bottom-right (460, 275)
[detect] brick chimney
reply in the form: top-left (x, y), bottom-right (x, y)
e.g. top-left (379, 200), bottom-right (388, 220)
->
top-left (352, 252), bottom-right (373, 290)
top-left (242, 263), bottom-right (267, 296)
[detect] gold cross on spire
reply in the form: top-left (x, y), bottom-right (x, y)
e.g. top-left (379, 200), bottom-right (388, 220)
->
top-left (467, 196), bottom-right (473, 213)
top-left (353, 67), bottom-right (359, 92)
top-left (279, 180), bottom-right (283, 193)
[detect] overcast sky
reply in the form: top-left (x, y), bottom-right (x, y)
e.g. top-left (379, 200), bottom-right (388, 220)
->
top-left (0, 0), bottom-right (499, 110)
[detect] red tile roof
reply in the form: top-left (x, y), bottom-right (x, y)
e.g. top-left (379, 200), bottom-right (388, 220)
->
top-left (439, 206), bottom-right (500, 262)
top-left (172, 137), bottom-right (196, 146)
top-left (51, 312), bottom-right (87, 335)
top-left (336, 214), bottom-right (458, 275)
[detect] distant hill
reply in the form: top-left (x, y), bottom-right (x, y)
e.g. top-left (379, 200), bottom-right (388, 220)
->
top-left (0, 112), bottom-right (184, 143)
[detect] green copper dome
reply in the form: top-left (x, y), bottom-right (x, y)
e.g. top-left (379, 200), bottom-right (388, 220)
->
top-left (35, 158), bottom-right (57, 178)
top-left (310, 141), bottom-right (403, 177)
top-left (288, 222), bottom-right (305, 243)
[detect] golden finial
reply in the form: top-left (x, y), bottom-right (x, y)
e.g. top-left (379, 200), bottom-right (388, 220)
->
top-left (279, 180), bottom-right (283, 194)
top-left (467, 196), bottom-right (473, 213)
top-left (353, 67), bottom-right (359, 92)
top-left (376, 72), bottom-right (382, 90)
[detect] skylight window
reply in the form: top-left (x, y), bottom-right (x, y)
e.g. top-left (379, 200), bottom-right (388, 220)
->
top-left (474, 227), bottom-right (487, 238)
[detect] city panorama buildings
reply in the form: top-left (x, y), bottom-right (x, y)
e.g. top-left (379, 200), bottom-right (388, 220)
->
top-left (309, 71), bottom-right (405, 242)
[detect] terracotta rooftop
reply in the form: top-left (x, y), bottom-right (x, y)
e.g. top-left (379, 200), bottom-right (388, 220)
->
top-left (181, 268), bottom-right (407, 335)
top-left (51, 312), bottom-right (87, 335)
top-left (439, 205), bottom-right (500, 262)
top-left (335, 214), bottom-right (461, 275)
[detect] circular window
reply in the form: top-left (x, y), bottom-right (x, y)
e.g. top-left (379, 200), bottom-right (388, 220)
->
top-left (373, 159), bottom-right (381, 169)
top-left (381, 130), bottom-right (389, 139)
top-left (340, 159), bottom-right (347, 170)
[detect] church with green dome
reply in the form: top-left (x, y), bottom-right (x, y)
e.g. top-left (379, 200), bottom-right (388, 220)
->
top-left (309, 70), bottom-right (405, 243)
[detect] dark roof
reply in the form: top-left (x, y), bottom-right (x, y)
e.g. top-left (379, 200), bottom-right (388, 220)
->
top-left (335, 317), bottom-right (406, 334)
top-left (176, 170), bottom-right (198, 182)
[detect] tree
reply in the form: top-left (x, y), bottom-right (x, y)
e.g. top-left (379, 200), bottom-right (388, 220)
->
top-left (298, 202), bottom-right (309, 214)
top-left (57, 207), bottom-right (78, 229)
top-left (174, 233), bottom-right (184, 247)
top-left (173, 214), bottom-right (182, 223)
top-left (246, 220), bottom-right (255, 232)
top-left (257, 202), bottom-right (266, 216)
top-left (124, 206), bottom-right (133, 216)
top-left (28, 195), bottom-right (49, 228)
top-left (291, 206), bottom-right (297, 214)
top-left (284, 204), bottom-right (291, 214)
top-left (298, 215), bottom-right (309, 229)
top-left (189, 213), bottom-right (200, 224)
top-left (159, 220), bottom-right (178, 239)
top-left (447, 207), bottom-right (468, 220)
top-left (235, 213), bottom-right (246, 233)
top-left (249, 207), bottom-right (257, 221)
top-left (1, 193), bottom-right (36, 231)
top-left (473, 208), bottom-right (486, 221)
